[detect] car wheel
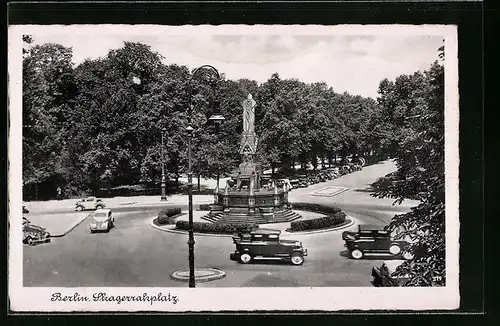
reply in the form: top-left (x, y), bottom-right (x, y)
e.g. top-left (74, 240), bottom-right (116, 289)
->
top-left (96, 205), bottom-right (104, 210)
top-left (389, 244), bottom-right (402, 255)
top-left (290, 253), bottom-right (304, 265)
top-left (76, 206), bottom-right (83, 212)
top-left (351, 249), bottom-right (363, 259)
top-left (239, 253), bottom-right (252, 264)
top-left (26, 237), bottom-right (34, 246)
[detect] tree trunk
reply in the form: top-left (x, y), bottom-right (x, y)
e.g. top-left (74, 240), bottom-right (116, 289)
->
top-left (197, 174), bottom-right (201, 192)
top-left (271, 165), bottom-right (275, 178)
top-left (217, 173), bottom-right (220, 189)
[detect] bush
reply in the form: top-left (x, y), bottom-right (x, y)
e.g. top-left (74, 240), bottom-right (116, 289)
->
top-left (290, 211), bottom-right (347, 232)
top-left (180, 188), bottom-right (214, 196)
top-left (198, 204), bottom-right (212, 211)
top-left (157, 206), bottom-right (182, 225)
top-left (290, 202), bottom-right (342, 214)
top-left (175, 220), bottom-right (258, 234)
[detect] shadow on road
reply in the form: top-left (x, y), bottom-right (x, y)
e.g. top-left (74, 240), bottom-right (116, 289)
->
top-left (339, 250), bottom-right (405, 261)
top-left (239, 260), bottom-right (298, 266)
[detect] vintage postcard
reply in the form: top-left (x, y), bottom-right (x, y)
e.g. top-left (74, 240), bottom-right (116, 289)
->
top-left (8, 24), bottom-right (459, 312)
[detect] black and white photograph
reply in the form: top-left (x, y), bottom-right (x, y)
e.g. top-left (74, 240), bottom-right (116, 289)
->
top-left (8, 24), bottom-right (459, 311)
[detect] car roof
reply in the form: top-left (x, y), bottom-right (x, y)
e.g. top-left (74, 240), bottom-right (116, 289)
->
top-left (359, 224), bottom-right (387, 231)
top-left (250, 228), bottom-right (281, 235)
top-left (94, 208), bottom-right (111, 214)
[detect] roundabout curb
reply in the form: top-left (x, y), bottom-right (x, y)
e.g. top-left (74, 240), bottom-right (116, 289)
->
top-left (170, 268), bottom-right (226, 283)
top-left (149, 215), bottom-right (356, 237)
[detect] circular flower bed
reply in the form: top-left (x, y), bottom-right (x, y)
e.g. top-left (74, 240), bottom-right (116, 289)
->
top-left (155, 207), bottom-right (182, 225)
top-left (289, 203), bottom-right (349, 232)
top-left (175, 220), bottom-right (258, 234)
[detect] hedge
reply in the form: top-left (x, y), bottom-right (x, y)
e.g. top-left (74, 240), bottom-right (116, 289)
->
top-left (175, 220), bottom-right (258, 234)
top-left (290, 211), bottom-right (347, 232)
top-left (290, 202), bottom-right (342, 215)
top-left (157, 207), bottom-right (182, 225)
top-left (180, 188), bottom-right (214, 196)
top-left (199, 204), bottom-right (211, 211)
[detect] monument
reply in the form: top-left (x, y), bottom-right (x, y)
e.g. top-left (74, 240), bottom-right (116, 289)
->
top-left (202, 94), bottom-right (302, 224)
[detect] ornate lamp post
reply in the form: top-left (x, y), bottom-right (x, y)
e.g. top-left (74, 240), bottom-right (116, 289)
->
top-left (160, 128), bottom-right (167, 201)
top-left (186, 65), bottom-right (225, 288)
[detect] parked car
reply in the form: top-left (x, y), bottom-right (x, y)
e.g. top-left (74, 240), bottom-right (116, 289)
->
top-left (23, 217), bottom-right (51, 246)
top-left (297, 175), bottom-right (310, 187)
top-left (276, 179), bottom-right (293, 190)
top-left (230, 228), bottom-right (308, 265)
top-left (371, 260), bottom-right (411, 287)
top-left (289, 179), bottom-right (300, 189)
top-left (75, 196), bottom-right (106, 211)
top-left (90, 208), bottom-right (114, 233)
top-left (342, 224), bottom-right (412, 260)
top-left (317, 172), bottom-right (328, 182)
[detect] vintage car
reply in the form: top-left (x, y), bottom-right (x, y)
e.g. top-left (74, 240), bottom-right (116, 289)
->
top-left (230, 229), bottom-right (308, 265)
top-left (296, 175), bottom-right (310, 187)
top-left (289, 179), bottom-right (300, 189)
top-left (75, 196), bottom-right (106, 211)
top-left (23, 217), bottom-right (51, 245)
top-left (276, 179), bottom-right (293, 190)
top-left (371, 260), bottom-right (411, 287)
top-left (90, 209), bottom-right (114, 233)
top-left (342, 224), bottom-right (412, 260)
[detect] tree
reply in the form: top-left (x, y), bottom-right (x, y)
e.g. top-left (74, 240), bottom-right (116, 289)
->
top-left (22, 42), bottom-right (78, 199)
top-left (372, 60), bottom-right (445, 286)
top-left (72, 42), bottom-right (166, 192)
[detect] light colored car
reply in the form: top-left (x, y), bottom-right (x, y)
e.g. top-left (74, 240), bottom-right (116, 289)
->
top-left (90, 209), bottom-right (114, 233)
top-left (75, 196), bottom-right (105, 211)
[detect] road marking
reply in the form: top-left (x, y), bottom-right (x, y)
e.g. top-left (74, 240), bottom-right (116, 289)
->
top-left (310, 186), bottom-right (349, 197)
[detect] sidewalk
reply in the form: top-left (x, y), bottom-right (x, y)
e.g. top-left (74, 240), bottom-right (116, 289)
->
top-left (24, 194), bottom-right (214, 212)
top-left (26, 212), bottom-right (91, 237)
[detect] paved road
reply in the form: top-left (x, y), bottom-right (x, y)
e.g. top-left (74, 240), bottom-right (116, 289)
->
top-left (23, 160), bottom-right (418, 287)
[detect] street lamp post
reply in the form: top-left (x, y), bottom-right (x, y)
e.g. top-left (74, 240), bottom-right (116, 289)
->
top-left (160, 128), bottom-right (167, 201)
top-left (186, 65), bottom-right (225, 288)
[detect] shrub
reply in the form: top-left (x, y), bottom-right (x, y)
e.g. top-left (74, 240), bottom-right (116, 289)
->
top-left (290, 202), bottom-right (342, 214)
top-left (157, 207), bottom-right (182, 225)
top-left (198, 204), bottom-right (212, 211)
top-left (175, 220), bottom-right (258, 234)
top-left (290, 211), bottom-right (347, 232)
top-left (180, 188), bottom-right (214, 196)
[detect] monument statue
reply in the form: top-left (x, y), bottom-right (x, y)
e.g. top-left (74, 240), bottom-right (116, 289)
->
top-left (243, 94), bottom-right (256, 135)
top-left (205, 92), bottom-right (301, 225)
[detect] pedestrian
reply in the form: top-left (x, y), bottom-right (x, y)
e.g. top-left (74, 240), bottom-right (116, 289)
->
top-left (57, 187), bottom-right (62, 200)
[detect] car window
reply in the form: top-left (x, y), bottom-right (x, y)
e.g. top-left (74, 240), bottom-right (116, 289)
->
top-left (94, 212), bottom-right (108, 218)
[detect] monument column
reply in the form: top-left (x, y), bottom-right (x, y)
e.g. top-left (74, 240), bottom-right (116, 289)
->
top-left (248, 173), bottom-right (256, 216)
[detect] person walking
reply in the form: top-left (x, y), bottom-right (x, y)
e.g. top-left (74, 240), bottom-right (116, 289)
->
top-left (57, 187), bottom-right (62, 200)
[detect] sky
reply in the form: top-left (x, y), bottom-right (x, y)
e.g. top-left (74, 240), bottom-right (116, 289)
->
top-left (30, 27), bottom-right (443, 99)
